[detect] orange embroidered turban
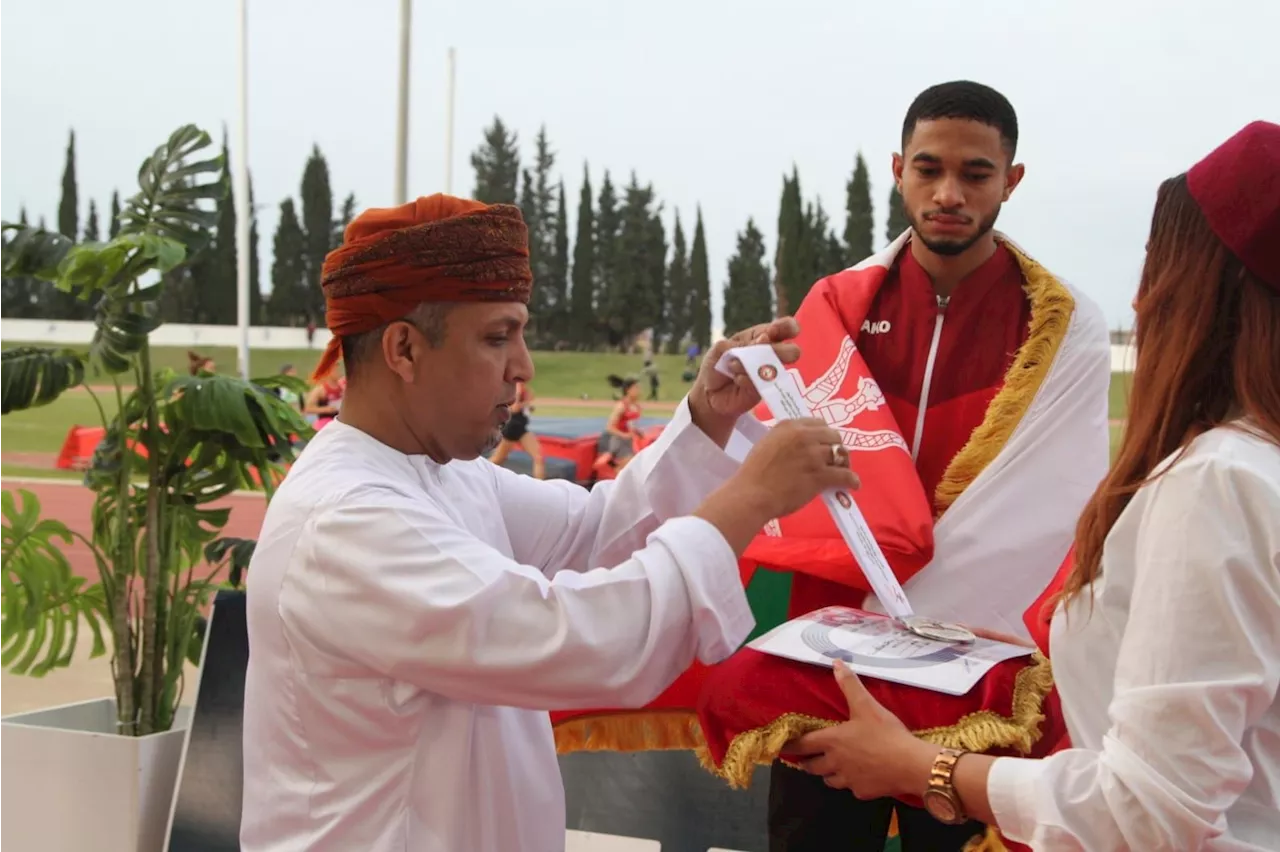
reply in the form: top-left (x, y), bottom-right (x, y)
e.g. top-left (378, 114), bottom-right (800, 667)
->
top-left (312, 193), bottom-right (533, 381)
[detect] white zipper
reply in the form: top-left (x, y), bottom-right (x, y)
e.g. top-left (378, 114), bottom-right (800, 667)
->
top-left (910, 295), bottom-right (949, 461)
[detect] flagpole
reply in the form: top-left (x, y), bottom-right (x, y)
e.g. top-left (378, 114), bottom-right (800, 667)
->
top-left (444, 47), bottom-right (455, 194)
top-left (235, 0), bottom-right (251, 379)
top-left (393, 0), bottom-right (412, 205)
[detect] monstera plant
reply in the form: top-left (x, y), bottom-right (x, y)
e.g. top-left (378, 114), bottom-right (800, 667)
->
top-left (0, 125), bottom-right (311, 736)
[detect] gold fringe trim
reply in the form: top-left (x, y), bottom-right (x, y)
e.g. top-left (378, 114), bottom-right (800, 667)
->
top-left (552, 659), bottom-right (1048, 852)
top-left (933, 242), bottom-right (1076, 517)
top-left (691, 652), bottom-right (1054, 790)
top-left (963, 826), bottom-right (1011, 852)
top-left (553, 710), bottom-right (704, 754)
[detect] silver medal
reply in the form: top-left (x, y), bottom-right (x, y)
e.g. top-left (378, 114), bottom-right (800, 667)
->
top-left (898, 616), bottom-right (976, 645)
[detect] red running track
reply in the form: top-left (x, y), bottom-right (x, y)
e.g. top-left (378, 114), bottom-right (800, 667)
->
top-left (2, 479), bottom-right (268, 584)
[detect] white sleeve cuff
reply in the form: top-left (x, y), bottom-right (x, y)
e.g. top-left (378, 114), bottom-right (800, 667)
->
top-left (986, 756), bottom-right (1043, 844)
top-left (668, 396), bottom-right (744, 479)
top-left (642, 395), bottom-right (743, 494)
top-left (648, 515), bottom-right (754, 664)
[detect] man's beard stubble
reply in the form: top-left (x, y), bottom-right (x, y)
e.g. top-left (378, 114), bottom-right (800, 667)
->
top-left (907, 205), bottom-right (1001, 257)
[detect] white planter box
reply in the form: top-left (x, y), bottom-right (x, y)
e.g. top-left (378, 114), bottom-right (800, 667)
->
top-left (2, 697), bottom-right (191, 852)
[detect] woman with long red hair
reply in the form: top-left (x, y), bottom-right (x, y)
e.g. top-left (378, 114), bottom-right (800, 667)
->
top-left (784, 121), bottom-right (1280, 850)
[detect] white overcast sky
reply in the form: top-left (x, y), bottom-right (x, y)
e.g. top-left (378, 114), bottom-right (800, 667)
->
top-left (4, 0), bottom-right (1278, 335)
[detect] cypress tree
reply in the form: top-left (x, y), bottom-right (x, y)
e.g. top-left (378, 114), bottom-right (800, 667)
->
top-left (611, 173), bottom-right (664, 347)
top-left (470, 117), bottom-right (520, 205)
top-left (774, 169), bottom-right (804, 318)
top-left (809, 200), bottom-right (845, 282)
top-left (205, 136), bottom-right (239, 324)
top-left (645, 194), bottom-right (668, 351)
top-left (664, 212), bottom-right (690, 354)
top-left (157, 174), bottom-right (205, 324)
top-left (157, 266), bottom-right (201, 324)
top-left (594, 172), bottom-right (621, 345)
top-left (52, 130), bottom-right (83, 318)
top-left (723, 218), bottom-right (773, 334)
top-left (334, 193), bottom-right (357, 246)
top-left (268, 198), bottom-right (309, 326)
top-left (509, 129), bottom-right (560, 344)
top-left (109, 191), bottom-right (122, 239)
top-left (886, 184), bottom-right (910, 244)
top-left (797, 199), bottom-right (819, 302)
top-left (689, 208), bottom-right (712, 349)
top-left (57, 131), bottom-right (78, 241)
top-left (249, 174), bottom-right (263, 324)
top-left (550, 182), bottom-right (570, 343)
top-left (844, 152), bottom-right (874, 263)
top-left (824, 230), bottom-right (846, 277)
top-left (517, 168), bottom-right (549, 338)
top-left (300, 145), bottom-right (334, 323)
top-left (532, 128), bottom-right (557, 259)
top-left (518, 167), bottom-right (537, 240)
top-left (83, 200), bottom-right (101, 242)
top-left (569, 165), bottom-right (596, 348)
top-left (0, 220), bottom-right (13, 316)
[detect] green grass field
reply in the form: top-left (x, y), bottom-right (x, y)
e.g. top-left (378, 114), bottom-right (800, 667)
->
top-left (1, 344), bottom-right (1132, 474)
top-left (1108, 371), bottom-right (1131, 422)
top-left (4, 342), bottom-right (694, 403)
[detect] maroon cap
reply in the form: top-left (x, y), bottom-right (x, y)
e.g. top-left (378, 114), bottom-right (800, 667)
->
top-left (1186, 121), bottom-right (1280, 291)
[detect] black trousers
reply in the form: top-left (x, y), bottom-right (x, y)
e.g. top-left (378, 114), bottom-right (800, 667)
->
top-left (767, 761), bottom-right (986, 851)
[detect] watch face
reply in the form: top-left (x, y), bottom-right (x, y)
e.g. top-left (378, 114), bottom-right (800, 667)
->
top-left (923, 790), bottom-right (959, 824)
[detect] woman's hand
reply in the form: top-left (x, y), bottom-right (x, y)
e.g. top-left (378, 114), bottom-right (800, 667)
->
top-left (786, 661), bottom-right (940, 799)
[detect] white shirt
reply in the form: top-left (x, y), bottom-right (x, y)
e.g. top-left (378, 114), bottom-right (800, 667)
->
top-left (239, 397), bottom-right (755, 852)
top-left (988, 424), bottom-right (1280, 850)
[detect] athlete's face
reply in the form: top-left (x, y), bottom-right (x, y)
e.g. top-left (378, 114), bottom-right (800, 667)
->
top-left (892, 118), bottom-right (1025, 257)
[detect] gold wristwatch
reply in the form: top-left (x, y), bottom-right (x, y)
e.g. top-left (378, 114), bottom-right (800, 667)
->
top-left (922, 747), bottom-right (968, 825)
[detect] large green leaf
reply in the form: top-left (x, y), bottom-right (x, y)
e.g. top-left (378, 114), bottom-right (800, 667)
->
top-left (119, 125), bottom-right (223, 254)
top-left (82, 383), bottom-right (149, 491)
top-left (0, 347), bottom-right (87, 414)
top-left (166, 374), bottom-right (269, 447)
top-left (0, 224), bottom-right (74, 281)
top-left (1, 490), bottom-right (109, 677)
top-left (90, 301), bottom-right (164, 375)
top-left (206, 537), bottom-right (256, 588)
top-left (75, 127), bottom-right (221, 381)
top-left (58, 233), bottom-right (187, 304)
top-left (164, 372), bottom-right (313, 452)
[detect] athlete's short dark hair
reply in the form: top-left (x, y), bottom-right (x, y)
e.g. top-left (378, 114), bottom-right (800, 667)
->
top-left (902, 81), bottom-right (1019, 159)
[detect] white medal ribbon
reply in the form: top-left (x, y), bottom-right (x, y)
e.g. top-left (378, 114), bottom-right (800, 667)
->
top-left (715, 344), bottom-right (915, 620)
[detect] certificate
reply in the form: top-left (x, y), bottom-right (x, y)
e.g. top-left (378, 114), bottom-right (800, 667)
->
top-left (749, 606), bottom-right (1033, 696)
